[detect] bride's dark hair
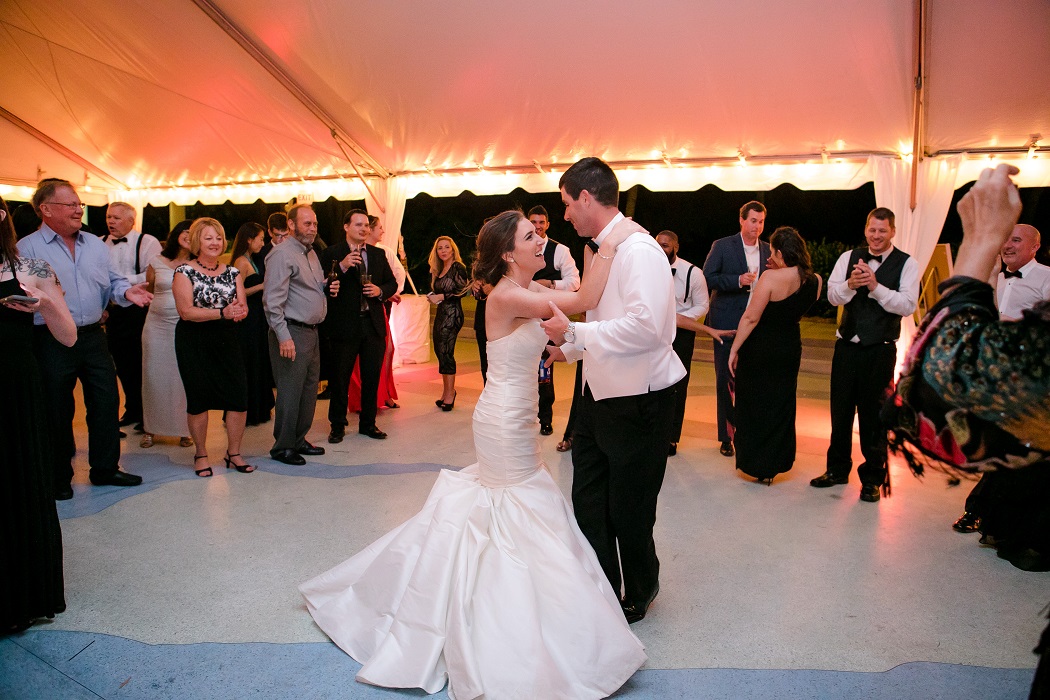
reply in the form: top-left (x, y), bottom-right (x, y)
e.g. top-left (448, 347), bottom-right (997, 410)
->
top-left (472, 210), bottom-right (525, 285)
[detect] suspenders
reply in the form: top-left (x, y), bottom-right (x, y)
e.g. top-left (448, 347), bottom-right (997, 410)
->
top-left (102, 233), bottom-right (145, 275)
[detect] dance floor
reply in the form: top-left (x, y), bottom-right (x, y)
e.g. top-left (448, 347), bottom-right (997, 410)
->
top-left (2, 339), bottom-right (1044, 699)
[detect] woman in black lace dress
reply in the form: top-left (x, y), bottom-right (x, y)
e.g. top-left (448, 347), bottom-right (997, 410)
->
top-left (426, 236), bottom-right (469, 409)
top-left (172, 218), bottom-right (254, 477)
top-left (231, 222), bottom-right (274, 426)
top-left (0, 195), bottom-right (76, 633)
top-left (728, 227), bottom-right (821, 483)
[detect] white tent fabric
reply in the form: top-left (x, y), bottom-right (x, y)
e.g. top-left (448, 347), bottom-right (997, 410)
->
top-left (1, 0), bottom-right (1048, 251)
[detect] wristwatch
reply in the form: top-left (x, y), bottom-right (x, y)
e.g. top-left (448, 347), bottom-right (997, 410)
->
top-left (563, 321), bottom-right (576, 344)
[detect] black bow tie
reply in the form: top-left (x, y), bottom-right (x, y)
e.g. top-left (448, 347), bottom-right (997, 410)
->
top-left (671, 268), bottom-right (676, 276)
top-left (861, 252), bottom-right (882, 264)
top-left (111, 237), bottom-right (129, 244)
top-left (1002, 267), bottom-right (1023, 279)
top-left (585, 239), bottom-right (599, 253)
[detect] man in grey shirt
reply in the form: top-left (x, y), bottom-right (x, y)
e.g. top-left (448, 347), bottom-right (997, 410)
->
top-left (264, 204), bottom-right (332, 465)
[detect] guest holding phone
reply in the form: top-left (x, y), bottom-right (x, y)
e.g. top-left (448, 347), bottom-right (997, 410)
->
top-left (0, 194), bottom-right (76, 632)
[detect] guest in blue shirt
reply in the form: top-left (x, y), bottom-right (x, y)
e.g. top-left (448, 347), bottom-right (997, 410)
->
top-left (18, 179), bottom-right (153, 500)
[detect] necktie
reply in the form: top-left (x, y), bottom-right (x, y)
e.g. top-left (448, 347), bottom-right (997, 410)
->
top-left (671, 268), bottom-right (676, 277)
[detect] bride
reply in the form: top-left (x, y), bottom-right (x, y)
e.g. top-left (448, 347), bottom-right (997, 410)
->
top-left (300, 210), bottom-right (648, 699)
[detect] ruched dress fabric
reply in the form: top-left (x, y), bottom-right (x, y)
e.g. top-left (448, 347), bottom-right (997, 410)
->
top-left (141, 257), bottom-right (189, 437)
top-left (733, 275), bottom-right (819, 480)
top-left (300, 321), bottom-right (646, 700)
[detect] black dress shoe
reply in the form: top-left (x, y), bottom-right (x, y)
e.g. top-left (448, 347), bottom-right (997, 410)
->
top-left (133, 422), bottom-right (144, 432)
top-left (118, 430), bottom-right (127, 439)
top-left (270, 449), bottom-right (306, 466)
top-left (668, 442), bottom-right (678, 456)
top-left (540, 424), bottom-right (553, 436)
top-left (118, 414), bottom-right (140, 427)
top-left (621, 584), bottom-right (659, 624)
top-left (327, 427), bottom-right (345, 444)
top-left (859, 484), bottom-right (881, 502)
top-left (810, 472), bottom-right (849, 488)
top-left (296, 441), bottom-right (326, 456)
top-left (719, 441), bottom-right (735, 457)
top-left (359, 426), bottom-right (388, 440)
top-left (953, 512), bottom-right (981, 533)
top-left (89, 470), bottom-right (143, 487)
top-left (54, 485), bottom-right (74, 501)
top-left (317, 387), bottom-right (331, 400)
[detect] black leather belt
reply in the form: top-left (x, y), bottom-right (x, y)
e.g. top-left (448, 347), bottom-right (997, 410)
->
top-left (287, 319), bottom-right (318, 329)
top-left (77, 322), bottom-right (103, 333)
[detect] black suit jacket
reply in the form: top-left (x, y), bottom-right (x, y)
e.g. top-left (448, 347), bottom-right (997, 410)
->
top-left (319, 240), bottom-right (398, 341)
top-left (702, 233), bottom-right (771, 330)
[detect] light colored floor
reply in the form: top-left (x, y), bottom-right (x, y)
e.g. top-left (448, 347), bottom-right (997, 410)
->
top-left (2, 339), bottom-right (1045, 699)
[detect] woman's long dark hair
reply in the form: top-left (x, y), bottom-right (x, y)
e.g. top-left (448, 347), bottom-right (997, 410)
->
top-left (0, 196), bottom-right (17, 270)
top-left (230, 222), bottom-right (264, 265)
top-left (161, 220), bottom-right (193, 260)
top-left (0, 198), bottom-right (17, 272)
top-left (472, 211), bottom-right (525, 286)
top-left (770, 226), bottom-right (815, 283)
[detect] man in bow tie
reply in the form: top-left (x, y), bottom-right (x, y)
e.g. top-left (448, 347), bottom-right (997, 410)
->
top-left (995, 224), bottom-right (1050, 321)
top-left (811, 207), bottom-right (919, 502)
top-left (951, 223), bottom-right (1049, 534)
top-left (102, 202), bottom-right (161, 431)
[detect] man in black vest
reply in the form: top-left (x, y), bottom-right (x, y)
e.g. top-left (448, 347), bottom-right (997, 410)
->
top-left (528, 205), bottom-right (580, 435)
top-left (319, 209), bottom-right (398, 442)
top-left (811, 207), bottom-right (919, 502)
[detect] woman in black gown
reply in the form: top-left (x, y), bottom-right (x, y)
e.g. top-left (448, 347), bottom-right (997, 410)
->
top-left (231, 222), bottom-right (274, 426)
top-left (0, 195), bottom-right (77, 633)
top-left (426, 236), bottom-right (469, 409)
top-left (729, 226), bottom-right (821, 483)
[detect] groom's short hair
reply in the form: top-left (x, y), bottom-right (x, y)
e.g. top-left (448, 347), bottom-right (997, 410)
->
top-left (559, 157), bottom-right (619, 208)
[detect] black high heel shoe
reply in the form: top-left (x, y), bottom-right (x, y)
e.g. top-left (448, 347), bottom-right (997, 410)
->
top-left (440, 391), bottom-right (457, 412)
top-left (194, 454), bottom-right (212, 478)
top-left (224, 453), bottom-right (255, 473)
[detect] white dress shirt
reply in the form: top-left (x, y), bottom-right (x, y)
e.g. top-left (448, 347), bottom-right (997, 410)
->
top-left (105, 230), bottom-right (162, 285)
top-left (996, 259), bottom-right (1050, 320)
top-left (827, 245), bottom-right (919, 342)
top-left (670, 256), bottom-right (709, 320)
top-left (376, 241), bottom-right (407, 294)
top-left (561, 212), bottom-right (685, 400)
top-left (539, 238), bottom-right (581, 291)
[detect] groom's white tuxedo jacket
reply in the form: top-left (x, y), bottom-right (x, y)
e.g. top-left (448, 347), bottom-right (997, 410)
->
top-left (562, 212), bottom-right (686, 401)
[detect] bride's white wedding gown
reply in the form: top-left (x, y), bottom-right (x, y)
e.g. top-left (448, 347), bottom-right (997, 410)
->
top-left (300, 321), bottom-right (646, 699)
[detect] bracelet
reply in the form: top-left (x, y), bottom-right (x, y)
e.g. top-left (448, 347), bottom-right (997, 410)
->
top-left (595, 249), bottom-right (614, 260)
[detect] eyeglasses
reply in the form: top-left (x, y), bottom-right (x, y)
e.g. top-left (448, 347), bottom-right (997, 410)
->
top-left (45, 201), bottom-right (84, 210)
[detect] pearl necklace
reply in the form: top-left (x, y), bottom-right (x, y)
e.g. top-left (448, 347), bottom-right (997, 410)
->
top-left (502, 275), bottom-right (524, 289)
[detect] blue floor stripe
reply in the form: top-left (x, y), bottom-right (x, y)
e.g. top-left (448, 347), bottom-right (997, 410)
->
top-left (57, 457), bottom-right (454, 520)
top-left (2, 631), bottom-right (1035, 700)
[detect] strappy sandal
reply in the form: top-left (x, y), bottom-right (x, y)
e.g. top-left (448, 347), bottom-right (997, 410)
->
top-left (556, 438), bottom-right (572, 453)
top-left (193, 454), bottom-right (212, 478)
top-left (224, 453), bottom-right (255, 473)
top-left (179, 436), bottom-right (194, 447)
top-left (139, 433), bottom-right (154, 448)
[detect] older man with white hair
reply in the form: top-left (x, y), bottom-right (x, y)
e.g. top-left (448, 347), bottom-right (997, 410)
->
top-left (102, 202), bottom-right (161, 430)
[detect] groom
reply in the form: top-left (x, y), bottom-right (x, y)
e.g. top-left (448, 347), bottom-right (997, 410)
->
top-left (544, 157), bottom-right (685, 623)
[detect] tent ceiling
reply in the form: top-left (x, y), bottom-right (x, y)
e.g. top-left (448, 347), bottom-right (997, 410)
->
top-left (0, 0), bottom-right (1047, 199)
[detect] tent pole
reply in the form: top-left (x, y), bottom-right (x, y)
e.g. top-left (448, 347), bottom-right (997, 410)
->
top-left (334, 133), bottom-right (385, 214)
top-left (191, 0), bottom-right (390, 180)
top-left (0, 106), bottom-right (125, 189)
top-left (909, 0), bottom-right (927, 211)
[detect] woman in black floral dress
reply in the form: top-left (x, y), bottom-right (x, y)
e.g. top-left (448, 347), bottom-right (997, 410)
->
top-left (172, 218), bottom-right (254, 477)
top-left (426, 236), bottom-right (469, 409)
